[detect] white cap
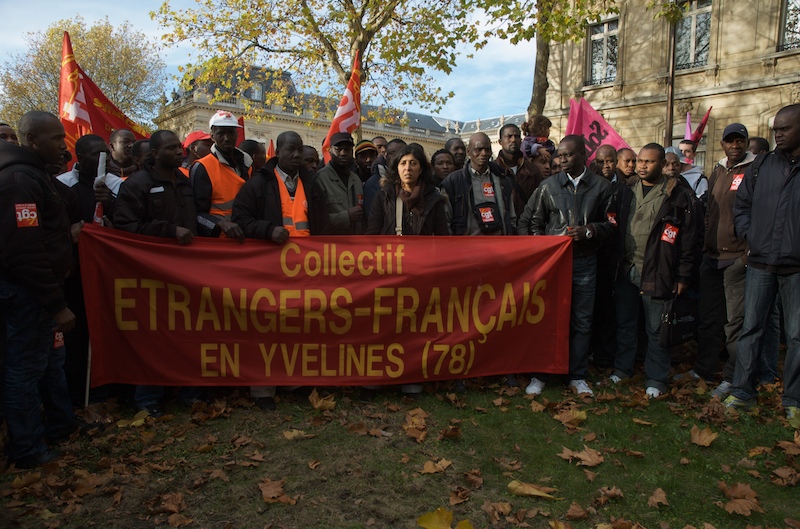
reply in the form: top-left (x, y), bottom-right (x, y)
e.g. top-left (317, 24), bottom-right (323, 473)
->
top-left (209, 110), bottom-right (242, 129)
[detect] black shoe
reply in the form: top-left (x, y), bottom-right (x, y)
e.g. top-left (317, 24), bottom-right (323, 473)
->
top-left (254, 397), bottom-right (276, 411)
top-left (454, 380), bottom-right (468, 394)
top-left (12, 449), bottom-right (61, 469)
top-left (359, 388), bottom-right (377, 403)
top-left (504, 375), bottom-right (520, 388)
top-left (45, 420), bottom-right (84, 444)
top-left (140, 405), bottom-right (163, 418)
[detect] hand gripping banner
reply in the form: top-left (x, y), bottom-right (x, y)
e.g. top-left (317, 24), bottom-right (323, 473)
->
top-left (79, 225), bottom-right (573, 387)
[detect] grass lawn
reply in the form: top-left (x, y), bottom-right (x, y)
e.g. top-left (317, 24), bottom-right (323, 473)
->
top-left (1, 370), bottom-right (798, 529)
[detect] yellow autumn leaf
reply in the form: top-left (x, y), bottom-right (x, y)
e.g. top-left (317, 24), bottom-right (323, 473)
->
top-left (308, 388), bottom-right (335, 411)
top-left (508, 479), bottom-right (558, 499)
top-left (417, 507), bottom-right (453, 529)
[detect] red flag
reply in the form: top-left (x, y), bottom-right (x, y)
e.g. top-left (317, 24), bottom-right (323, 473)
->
top-left (236, 116), bottom-right (246, 147)
top-left (266, 139), bottom-right (275, 159)
top-left (321, 51), bottom-right (362, 163)
top-left (58, 32), bottom-right (147, 161)
top-left (690, 106), bottom-right (712, 145)
top-left (564, 98), bottom-right (631, 163)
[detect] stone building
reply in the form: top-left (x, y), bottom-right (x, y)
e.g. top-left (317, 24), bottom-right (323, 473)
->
top-left (539, 0), bottom-right (800, 175)
top-left (154, 78), bottom-right (459, 157)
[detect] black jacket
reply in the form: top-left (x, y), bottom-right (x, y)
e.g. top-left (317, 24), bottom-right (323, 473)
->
top-left (232, 157), bottom-right (317, 239)
top-left (366, 179), bottom-right (450, 235)
top-left (113, 160), bottom-right (198, 238)
top-left (615, 176), bottom-right (697, 298)
top-left (440, 162), bottom-right (516, 235)
top-left (517, 170), bottom-right (616, 257)
top-left (734, 150), bottom-right (800, 271)
top-left (0, 140), bottom-right (72, 314)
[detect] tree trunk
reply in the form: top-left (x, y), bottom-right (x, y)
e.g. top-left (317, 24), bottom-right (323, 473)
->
top-left (528, 32), bottom-right (550, 116)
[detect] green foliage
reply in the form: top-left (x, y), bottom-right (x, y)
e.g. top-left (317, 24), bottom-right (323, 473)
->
top-left (153, 0), bottom-right (486, 119)
top-left (0, 16), bottom-right (166, 128)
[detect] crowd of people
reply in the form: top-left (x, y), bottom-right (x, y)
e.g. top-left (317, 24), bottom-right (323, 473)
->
top-left (0, 102), bottom-right (798, 469)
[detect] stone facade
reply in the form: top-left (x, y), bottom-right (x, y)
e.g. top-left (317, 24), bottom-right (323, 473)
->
top-left (155, 91), bottom-right (457, 158)
top-left (540, 0), bottom-right (800, 175)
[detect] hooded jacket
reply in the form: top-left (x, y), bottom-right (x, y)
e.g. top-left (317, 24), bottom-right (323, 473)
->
top-left (614, 175), bottom-right (697, 298)
top-left (704, 151), bottom-right (755, 261)
top-left (0, 140), bottom-right (72, 314)
top-left (734, 150), bottom-right (800, 271)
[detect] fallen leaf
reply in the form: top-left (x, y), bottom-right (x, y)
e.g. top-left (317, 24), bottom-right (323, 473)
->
top-left (785, 518), bottom-right (800, 528)
top-left (554, 408), bottom-right (587, 427)
top-left (438, 425), bottom-right (462, 440)
top-left (508, 479), bottom-right (557, 499)
top-left (283, 429), bottom-right (316, 440)
top-left (565, 501), bottom-right (588, 520)
top-left (558, 446), bottom-right (604, 467)
top-left (308, 460), bottom-right (321, 470)
top-left (747, 446), bottom-right (772, 457)
top-left (772, 466), bottom-right (799, 486)
top-left (583, 469), bottom-right (596, 482)
top-left (690, 425), bottom-right (718, 447)
top-left (717, 481), bottom-right (763, 516)
top-left (595, 486), bottom-right (624, 506)
top-left (530, 400), bottom-right (546, 412)
top-left (549, 521), bottom-right (572, 529)
top-left (258, 478), bottom-right (296, 505)
top-left (449, 486), bottom-right (470, 505)
top-left (167, 513), bottom-right (193, 527)
top-left (400, 454), bottom-right (411, 464)
top-left (420, 458), bottom-right (452, 474)
top-left (209, 469), bottom-right (229, 482)
top-left (777, 440), bottom-right (800, 456)
top-left (308, 388), bottom-right (336, 411)
top-left (417, 507), bottom-right (474, 529)
top-left (680, 458), bottom-right (690, 465)
top-left (583, 432), bottom-right (597, 442)
top-left (347, 422), bottom-right (368, 435)
top-left (632, 418), bottom-right (656, 426)
top-left (481, 501), bottom-right (512, 524)
top-left (12, 472), bottom-right (41, 489)
top-left (464, 469), bottom-right (483, 489)
top-left (647, 488), bottom-right (669, 508)
top-left (495, 458), bottom-right (523, 471)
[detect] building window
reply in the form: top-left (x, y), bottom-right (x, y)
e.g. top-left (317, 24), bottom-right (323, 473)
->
top-left (676, 0), bottom-right (711, 70)
top-left (250, 83), bottom-right (263, 101)
top-left (781, 0), bottom-right (800, 51)
top-left (587, 19), bottom-right (618, 85)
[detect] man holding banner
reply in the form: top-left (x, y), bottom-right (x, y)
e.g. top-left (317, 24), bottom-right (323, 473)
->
top-left (518, 135), bottom-right (616, 397)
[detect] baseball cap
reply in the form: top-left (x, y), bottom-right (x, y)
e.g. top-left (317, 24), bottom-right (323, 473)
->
top-left (722, 123), bottom-right (748, 141)
top-left (330, 132), bottom-right (354, 147)
top-left (209, 110), bottom-right (242, 129)
top-left (182, 130), bottom-right (211, 149)
top-left (354, 140), bottom-right (378, 155)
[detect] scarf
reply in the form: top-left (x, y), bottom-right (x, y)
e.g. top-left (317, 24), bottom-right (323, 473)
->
top-left (397, 180), bottom-right (425, 215)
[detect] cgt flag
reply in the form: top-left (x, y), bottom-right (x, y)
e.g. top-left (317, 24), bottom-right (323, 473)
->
top-left (565, 98), bottom-right (631, 163)
top-left (321, 51), bottom-right (362, 163)
top-left (58, 31), bottom-right (148, 159)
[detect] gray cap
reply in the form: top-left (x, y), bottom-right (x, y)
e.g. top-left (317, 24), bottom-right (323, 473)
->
top-left (722, 123), bottom-right (748, 141)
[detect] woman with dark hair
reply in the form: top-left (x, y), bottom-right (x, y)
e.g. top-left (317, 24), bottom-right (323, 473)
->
top-left (366, 143), bottom-right (449, 236)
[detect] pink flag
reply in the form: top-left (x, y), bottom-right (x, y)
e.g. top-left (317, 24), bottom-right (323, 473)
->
top-left (684, 113), bottom-right (693, 140)
top-left (564, 98), bottom-right (631, 162)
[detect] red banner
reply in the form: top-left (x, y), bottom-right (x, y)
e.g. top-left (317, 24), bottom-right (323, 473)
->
top-left (565, 98), bottom-right (631, 163)
top-left (58, 32), bottom-right (148, 159)
top-left (79, 225), bottom-right (573, 387)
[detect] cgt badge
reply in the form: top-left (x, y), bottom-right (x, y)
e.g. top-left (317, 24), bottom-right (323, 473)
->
top-left (15, 203), bottom-right (39, 227)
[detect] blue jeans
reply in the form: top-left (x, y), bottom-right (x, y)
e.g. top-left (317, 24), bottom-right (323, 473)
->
top-left (569, 255), bottom-right (597, 379)
top-left (732, 267), bottom-right (800, 407)
top-left (758, 295), bottom-right (782, 384)
top-left (613, 266), bottom-right (670, 392)
top-left (1, 278), bottom-right (75, 461)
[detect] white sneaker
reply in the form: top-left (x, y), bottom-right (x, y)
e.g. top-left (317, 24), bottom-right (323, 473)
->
top-left (569, 379), bottom-right (594, 396)
top-left (710, 380), bottom-right (732, 398)
top-left (645, 386), bottom-right (662, 399)
top-left (609, 374), bottom-right (623, 384)
top-left (525, 377), bottom-right (545, 396)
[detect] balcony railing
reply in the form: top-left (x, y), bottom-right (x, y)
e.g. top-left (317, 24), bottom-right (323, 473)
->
top-left (584, 76), bottom-right (616, 86)
top-left (676, 59), bottom-right (708, 70)
top-left (778, 40), bottom-right (800, 52)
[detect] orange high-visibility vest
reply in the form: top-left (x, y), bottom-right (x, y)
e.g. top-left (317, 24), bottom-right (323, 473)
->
top-left (196, 153), bottom-right (250, 219)
top-left (178, 166), bottom-right (189, 177)
top-left (275, 169), bottom-right (310, 236)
